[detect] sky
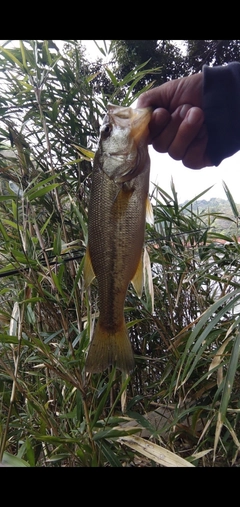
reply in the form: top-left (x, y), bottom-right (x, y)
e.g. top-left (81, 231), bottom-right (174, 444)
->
top-left (2, 40), bottom-right (240, 205)
top-left (80, 40), bottom-right (240, 204)
top-left (149, 148), bottom-right (240, 204)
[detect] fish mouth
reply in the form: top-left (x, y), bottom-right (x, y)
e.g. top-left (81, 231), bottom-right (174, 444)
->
top-left (129, 107), bottom-right (152, 145)
top-left (107, 103), bottom-right (152, 146)
top-left (101, 103), bottom-right (152, 183)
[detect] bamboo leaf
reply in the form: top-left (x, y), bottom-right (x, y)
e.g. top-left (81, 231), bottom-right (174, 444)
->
top-left (104, 67), bottom-right (119, 87)
top-left (208, 335), bottom-right (233, 377)
top-left (42, 40), bottom-right (52, 66)
top-left (53, 225), bottom-right (62, 256)
top-left (0, 333), bottom-right (18, 344)
top-left (218, 331), bottom-right (240, 423)
top-left (2, 452), bottom-right (30, 467)
top-left (51, 271), bottom-right (65, 297)
top-left (180, 186), bottom-right (215, 211)
top-left (26, 183), bottom-right (61, 201)
top-left (0, 195), bottom-right (18, 202)
top-left (222, 180), bottom-right (239, 218)
top-left (0, 46), bottom-right (24, 70)
top-left (117, 435), bottom-right (194, 467)
top-left (98, 440), bottom-right (122, 467)
top-left (143, 247), bottom-right (154, 313)
top-left (0, 220), bottom-right (10, 242)
top-left (2, 218), bottom-right (23, 230)
top-left (72, 144), bottom-right (95, 159)
top-left (93, 40), bottom-right (106, 57)
top-left (93, 427), bottom-right (139, 440)
top-left (90, 368), bottom-right (117, 429)
top-left (178, 289), bottom-right (240, 386)
top-left (19, 40), bottom-right (28, 71)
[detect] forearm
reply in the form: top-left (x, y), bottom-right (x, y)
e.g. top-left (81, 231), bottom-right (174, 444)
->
top-left (203, 62), bottom-right (240, 165)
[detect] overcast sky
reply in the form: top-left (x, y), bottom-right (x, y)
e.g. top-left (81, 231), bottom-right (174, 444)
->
top-left (80, 41), bottom-right (240, 204)
top-left (149, 149), bottom-right (240, 204)
top-left (80, 44), bottom-right (240, 204)
top-left (2, 40), bottom-right (240, 205)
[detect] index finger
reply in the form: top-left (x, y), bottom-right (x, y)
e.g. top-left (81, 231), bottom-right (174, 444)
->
top-left (137, 85), bottom-right (169, 109)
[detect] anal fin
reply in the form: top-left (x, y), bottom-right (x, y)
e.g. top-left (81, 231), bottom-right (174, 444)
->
top-left (131, 254), bottom-right (144, 298)
top-left (83, 245), bottom-right (95, 288)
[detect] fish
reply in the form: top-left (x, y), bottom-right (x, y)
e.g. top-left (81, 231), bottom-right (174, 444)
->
top-left (84, 102), bottom-right (152, 373)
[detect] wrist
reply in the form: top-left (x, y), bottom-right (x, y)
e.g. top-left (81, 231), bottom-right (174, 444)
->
top-left (203, 62), bottom-right (240, 165)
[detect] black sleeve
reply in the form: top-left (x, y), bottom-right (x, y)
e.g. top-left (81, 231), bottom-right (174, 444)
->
top-left (203, 62), bottom-right (240, 166)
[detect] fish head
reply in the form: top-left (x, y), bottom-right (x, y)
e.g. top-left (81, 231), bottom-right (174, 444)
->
top-left (96, 103), bottom-right (152, 183)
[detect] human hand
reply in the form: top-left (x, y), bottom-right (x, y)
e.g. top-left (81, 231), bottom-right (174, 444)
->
top-left (137, 73), bottom-right (213, 169)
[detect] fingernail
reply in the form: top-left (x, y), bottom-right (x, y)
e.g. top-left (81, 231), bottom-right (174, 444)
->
top-left (179, 104), bottom-right (191, 119)
top-left (186, 107), bottom-right (203, 125)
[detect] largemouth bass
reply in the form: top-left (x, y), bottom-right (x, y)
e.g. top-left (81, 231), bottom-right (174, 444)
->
top-left (84, 103), bottom-right (152, 373)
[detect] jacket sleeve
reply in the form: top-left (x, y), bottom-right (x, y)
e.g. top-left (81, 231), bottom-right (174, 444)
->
top-left (203, 62), bottom-right (240, 166)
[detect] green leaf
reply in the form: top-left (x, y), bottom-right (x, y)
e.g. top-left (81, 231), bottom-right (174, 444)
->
top-left (52, 100), bottom-right (59, 122)
top-left (2, 452), bottom-right (30, 467)
top-left (143, 247), bottom-right (154, 313)
top-left (0, 46), bottom-right (24, 70)
top-left (90, 368), bottom-right (117, 429)
top-left (219, 331), bottom-right (240, 421)
top-left (19, 40), bottom-right (28, 71)
top-left (42, 40), bottom-right (52, 66)
top-left (214, 331), bottom-right (240, 456)
top-left (0, 220), bottom-right (10, 241)
top-left (222, 180), bottom-right (239, 218)
top-left (2, 218), bottom-right (23, 231)
top-left (72, 144), bottom-right (95, 159)
top-left (40, 212), bottom-right (54, 235)
top-left (53, 225), bottom-right (62, 256)
top-left (0, 333), bottom-right (18, 344)
top-left (0, 195), bottom-right (18, 202)
top-left (17, 438), bottom-right (35, 467)
top-left (93, 428), bottom-right (136, 440)
top-left (26, 183), bottom-right (61, 201)
top-left (179, 288), bottom-right (240, 385)
top-left (104, 67), bottom-right (119, 87)
top-left (93, 40), bottom-right (106, 57)
top-left (180, 186), bottom-right (215, 212)
top-left (69, 255), bottom-right (85, 301)
top-left (51, 270), bottom-right (65, 297)
top-left (33, 434), bottom-right (81, 444)
top-left (98, 440), bottom-right (122, 467)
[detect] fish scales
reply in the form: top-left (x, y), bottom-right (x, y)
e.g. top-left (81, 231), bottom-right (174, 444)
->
top-left (84, 103), bottom-right (152, 373)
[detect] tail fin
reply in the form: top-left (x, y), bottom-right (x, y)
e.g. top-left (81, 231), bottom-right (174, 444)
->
top-left (85, 320), bottom-right (134, 374)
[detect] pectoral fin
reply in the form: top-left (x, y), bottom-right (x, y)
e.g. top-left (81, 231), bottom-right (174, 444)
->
top-left (131, 254), bottom-right (144, 298)
top-left (83, 245), bottom-right (95, 288)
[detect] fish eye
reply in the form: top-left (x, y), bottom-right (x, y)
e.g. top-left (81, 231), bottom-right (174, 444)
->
top-left (100, 123), bottom-right (112, 138)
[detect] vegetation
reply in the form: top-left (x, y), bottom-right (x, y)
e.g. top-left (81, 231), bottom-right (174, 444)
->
top-left (0, 40), bottom-right (240, 468)
top-left (111, 39), bottom-right (240, 90)
top-left (184, 196), bottom-right (240, 236)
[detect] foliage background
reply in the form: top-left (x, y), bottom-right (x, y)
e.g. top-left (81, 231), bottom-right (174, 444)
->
top-left (0, 40), bottom-right (240, 467)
